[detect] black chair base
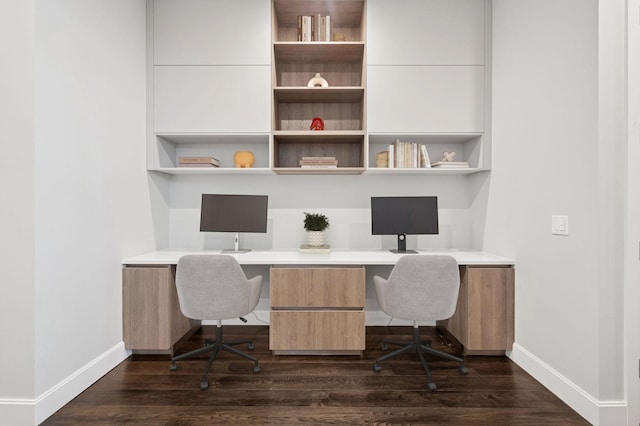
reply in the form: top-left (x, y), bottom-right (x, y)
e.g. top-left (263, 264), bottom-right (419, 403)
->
top-left (170, 325), bottom-right (260, 390)
top-left (373, 327), bottom-right (467, 391)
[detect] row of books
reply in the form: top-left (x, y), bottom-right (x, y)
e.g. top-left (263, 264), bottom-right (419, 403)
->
top-left (386, 140), bottom-right (431, 169)
top-left (297, 15), bottom-right (332, 42)
top-left (378, 140), bottom-right (469, 169)
top-left (299, 156), bottom-right (338, 169)
top-left (177, 156), bottom-right (220, 168)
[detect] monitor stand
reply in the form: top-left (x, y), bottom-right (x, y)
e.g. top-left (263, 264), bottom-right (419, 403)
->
top-left (389, 233), bottom-right (417, 254)
top-left (222, 232), bottom-right (251, 253)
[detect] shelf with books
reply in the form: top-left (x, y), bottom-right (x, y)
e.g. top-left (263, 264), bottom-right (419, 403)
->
top-left (272, 131), bottom-right (365, 175)
top-left (150, 133), bottom-right (271, 174)
top-left (272, 0), bottom-right (366, 176)
top-left (367, 133), bottom-right (485, 174)
top-left (272, 0), bottom-right (365, 43)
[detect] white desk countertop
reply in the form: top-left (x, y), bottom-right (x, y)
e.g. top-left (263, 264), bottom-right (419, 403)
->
top-left (122, 249), bottom-right (515, 266)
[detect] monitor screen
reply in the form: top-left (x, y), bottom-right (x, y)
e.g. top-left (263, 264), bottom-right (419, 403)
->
top-left (200, 194), bottom-right (268, 232)
top-left (371, 196), bottom-right (439, 253)
top-left (200, 193), bottom-right (268, 234)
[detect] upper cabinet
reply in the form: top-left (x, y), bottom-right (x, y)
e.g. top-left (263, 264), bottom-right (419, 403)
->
top-left (271, 0), bottom-right (367, 175)
top-left (149, 0), bottom-right (272, 174)
top-left (365, 0), bottom-right (490, 172)
top-left (153, 0), bottom-right (271, 65)
top-left (367, 66), bottom-right (484, 133)
top-left (154, 66), bottom-right (271, 133)
top-left (367, 0), bottom-right (485, 66)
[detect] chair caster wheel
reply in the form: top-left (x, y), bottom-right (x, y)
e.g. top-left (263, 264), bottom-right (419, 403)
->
top-left (427, 382), bottom-right (437, 392)
top-left (380, 343), bottom-right (388, 351)
top-left (200, 381), bottom-right (209, 390)
top-left (458, 365), bottom-right (468, 375)
top-left (373, 363), bottom-right (382, 373)
top-left (169, 362), bottom-right (177, 371)
top-left (248, 343), bottom-right (255, 351)
top-left (253, 364), bottom-right (261, 374)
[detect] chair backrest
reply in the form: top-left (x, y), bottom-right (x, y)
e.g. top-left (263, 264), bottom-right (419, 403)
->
top-left (383, 255), bottom-right (460, 321)
top-left (175, 254), bottom-right (257, 321)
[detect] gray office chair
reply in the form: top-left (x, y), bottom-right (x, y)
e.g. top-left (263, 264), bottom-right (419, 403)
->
top-left (170, 254), bottom-right (263, 390)
top-left (372, 255), bottom-right (468, 391)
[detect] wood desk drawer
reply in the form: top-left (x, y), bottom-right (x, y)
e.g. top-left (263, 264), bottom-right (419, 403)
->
top-left (122, 266), bottom-right (193, 351)
top-left (437, 266), bottom-right (515, 355)
top-left (270, 267), bottom-right (365, 308)
top-left (269, 310), bottom-right (365, 351)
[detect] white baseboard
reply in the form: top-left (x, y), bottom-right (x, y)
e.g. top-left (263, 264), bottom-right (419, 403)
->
top-left (509, 343), bottom-right (627, 426)
top-left (35, 341), bottom-right (129, 424)
top-left (0, 342), bottom-right (128, 425)
top-left (0, 401), bottom-right (35, 426)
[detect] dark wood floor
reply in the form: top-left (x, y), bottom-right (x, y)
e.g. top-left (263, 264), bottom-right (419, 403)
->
top-left (43, 325), bottom-right (589, 425)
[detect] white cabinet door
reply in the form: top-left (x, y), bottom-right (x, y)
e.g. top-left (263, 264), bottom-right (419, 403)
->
top-left (367, 66), bottom-right (484, 133)
top-left (154, 66), bottom-right (271, 132)
top-left (153, 0), bottom-right (270, 65)
top-left (367, 0), bottom-right (485, 65)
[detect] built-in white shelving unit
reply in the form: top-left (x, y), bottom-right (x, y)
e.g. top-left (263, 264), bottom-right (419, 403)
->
top-left (147, 0), bottom-right (491, 176)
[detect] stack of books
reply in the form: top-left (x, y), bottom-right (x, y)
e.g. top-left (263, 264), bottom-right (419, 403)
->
top-left (297, 14), bottom-right (332, 41)
top-left (386, 139), bottom-right (431, 169)
top-left (430, 161), bottom-right (469, 168)
top-left (178, 156), bottom-right (220, 168)
top-left (299, 156), bottom-right (338, 169)
top-left (299, 244), bottom-right (331, 253)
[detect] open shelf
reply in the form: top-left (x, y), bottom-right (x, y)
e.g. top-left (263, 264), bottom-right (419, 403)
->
top-left (273, 0), bottom-right (365, 42)
top-left (271, 0), bottom-right (366, 174)
top-left (368, 133), bottom-right (485, 171)
top-left (151, 133), bottom-right (271, 172)
top-left (154, 167), bottom-right (274, 175)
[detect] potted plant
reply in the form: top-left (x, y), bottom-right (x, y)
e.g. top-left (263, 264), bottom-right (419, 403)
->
top-left (303, 212), bottom-right (330, 247)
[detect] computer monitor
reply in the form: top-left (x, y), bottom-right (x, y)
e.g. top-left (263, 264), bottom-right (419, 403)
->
top-left (371, 196), bottom-right (439, 253)
top-left (200, 194), bottom-right (268, 253)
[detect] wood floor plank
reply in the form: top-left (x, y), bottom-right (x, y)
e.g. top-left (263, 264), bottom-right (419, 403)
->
top-left (42, 325), bottom-right (590, 425)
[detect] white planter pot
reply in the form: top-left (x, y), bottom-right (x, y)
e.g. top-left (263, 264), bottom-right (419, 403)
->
top-left (306, 231), bottom-right (325, 247)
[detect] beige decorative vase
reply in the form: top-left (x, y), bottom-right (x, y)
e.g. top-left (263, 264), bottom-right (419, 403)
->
top-left (307, 231), bottom-right (325, 247)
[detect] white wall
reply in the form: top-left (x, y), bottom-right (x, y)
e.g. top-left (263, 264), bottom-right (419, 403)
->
top-left (0, 0), bottom-right (37, 424)
top-left (1, 1), bottom-right (154, 425)
top-left (167, 175), bottom-right (475, 251)
top-left (482, 1), bottom-right (628, 423)
top-left (625, 1), bottom-right (640, 424)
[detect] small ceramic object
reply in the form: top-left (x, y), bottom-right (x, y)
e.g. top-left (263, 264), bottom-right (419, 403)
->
top-left (310, 117), bottom-right (324, 131)
top-left (441, 151), bottom-right (456, 162)
top-left (307, 73), bottom-right (329, 87)
top-left (234, 151), bottom-right (255, 168)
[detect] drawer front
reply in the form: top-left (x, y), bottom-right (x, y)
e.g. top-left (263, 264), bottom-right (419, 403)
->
top-left (269, 310), bottom-right (365, 351)
top-left (270, 267), bottom-right (365, 308)
top-left (465, 267), bottom-right (515, 351)
top-left (122, 266), bottom-right (191, 350)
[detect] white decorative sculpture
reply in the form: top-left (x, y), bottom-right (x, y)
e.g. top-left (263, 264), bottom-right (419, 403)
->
top-left (307, 73), bottom-right (329, 87)
top-left (441, 151), bottom-right (456, 162)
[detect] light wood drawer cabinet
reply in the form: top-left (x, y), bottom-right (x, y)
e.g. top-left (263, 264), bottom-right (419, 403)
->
top-left (270, 267), bottom-right (365, 354)
top-left (437, 266), bottom-right (515, 355)
top-left (122, 266), bottom-right (196, 353)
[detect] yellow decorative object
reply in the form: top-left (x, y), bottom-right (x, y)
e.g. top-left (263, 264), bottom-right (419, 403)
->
top-left (234, 151), bottom-right (255, 168)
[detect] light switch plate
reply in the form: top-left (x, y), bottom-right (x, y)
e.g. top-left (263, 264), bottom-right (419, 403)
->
top-left (551, 215), bottom-right (569, 236)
